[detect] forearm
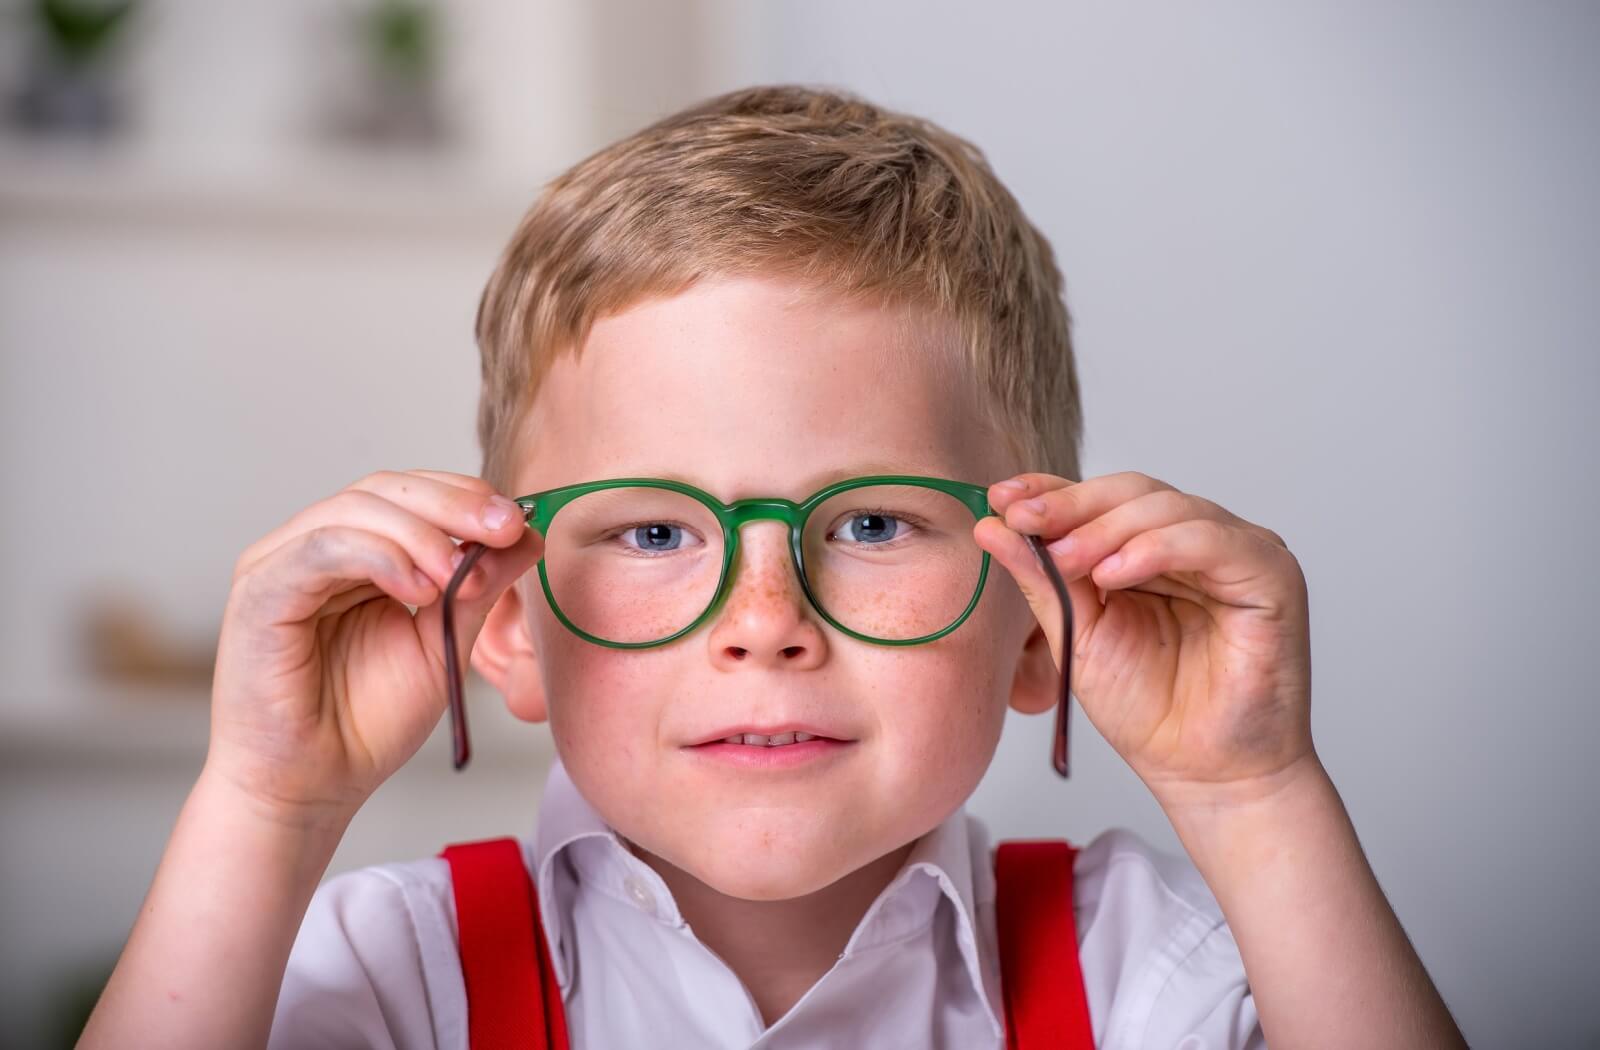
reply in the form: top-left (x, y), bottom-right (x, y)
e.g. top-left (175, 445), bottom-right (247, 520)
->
top-left (79, 766), bottom-right (350, 1050)
top-left (1156, 756), bottom-right (1465, 1050)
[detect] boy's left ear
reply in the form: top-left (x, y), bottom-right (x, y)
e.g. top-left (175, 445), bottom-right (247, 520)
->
top-left (1007, 622), bottom-right (1059, 716)
top-left (469, 581), bottom-right (549, 724)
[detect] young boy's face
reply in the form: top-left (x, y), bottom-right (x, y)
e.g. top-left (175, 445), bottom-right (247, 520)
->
top-left (479, 273), bottom-right (1056, 900)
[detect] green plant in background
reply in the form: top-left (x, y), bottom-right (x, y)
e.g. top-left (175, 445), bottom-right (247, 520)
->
top-left (33, 0), bottom-right (137, 66)
top-left (366, 0), bottom-right (437, 83)
top-left (11, 0), bottom-right (139, 134)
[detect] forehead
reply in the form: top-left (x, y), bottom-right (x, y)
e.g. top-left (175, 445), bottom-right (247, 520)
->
top-left (516, 274), bottom-right (1005, 500)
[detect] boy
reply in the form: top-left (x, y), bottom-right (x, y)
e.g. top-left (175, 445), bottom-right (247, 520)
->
top-left (80, 85), bottom-right (1464, 1048)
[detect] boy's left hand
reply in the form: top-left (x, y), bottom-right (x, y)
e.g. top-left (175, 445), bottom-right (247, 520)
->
top-left (974, 471), bottom-right (1314, 801)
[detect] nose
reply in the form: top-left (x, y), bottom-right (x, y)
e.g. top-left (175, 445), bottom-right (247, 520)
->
top-left (705, 521), bottom-right (826, 671)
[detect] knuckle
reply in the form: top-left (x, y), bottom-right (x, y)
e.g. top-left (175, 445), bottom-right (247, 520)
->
top-left (231, 547), bottom-right (256, 585)
top-left (1145, 488), bottom-right (1192, 517)
top-left (301, 525), bottom-right (349, 569)
top-left (1192, 517), bottom-right (1231, 547)
top-left (350, 469), bottom-right (399, 493)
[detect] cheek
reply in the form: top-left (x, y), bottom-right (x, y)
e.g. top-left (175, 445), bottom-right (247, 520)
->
top-left (533, 619), bottom-right (661, 788)
top-left (870, 626), bottom-right (1012, 809)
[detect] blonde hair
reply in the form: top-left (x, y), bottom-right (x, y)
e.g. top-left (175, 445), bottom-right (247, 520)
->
top-left (474, 83), bottom-right (1083, 494)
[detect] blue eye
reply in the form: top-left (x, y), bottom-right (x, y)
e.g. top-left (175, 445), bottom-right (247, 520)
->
top-left (832, 509), bottom-right (923, 546)
top-left (848, 513), bottom-right (899, 544)
top-left (633, 523), bottom-right (680, 551)
top-left (617, 521), bottom-right (703, 555)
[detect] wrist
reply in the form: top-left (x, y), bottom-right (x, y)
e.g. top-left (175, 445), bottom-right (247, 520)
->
top-left (1150, 753), bottom-right (1346, 875)
top-left (194, 760), bottom-right (357, 850)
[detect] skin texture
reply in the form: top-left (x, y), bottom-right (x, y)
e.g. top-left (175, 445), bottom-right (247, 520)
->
top-left (80, 272), bottom-right (1465, 1048)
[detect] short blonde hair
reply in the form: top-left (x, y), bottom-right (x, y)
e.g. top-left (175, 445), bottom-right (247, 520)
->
top-left (474, 83), bottom-right (1082, 494)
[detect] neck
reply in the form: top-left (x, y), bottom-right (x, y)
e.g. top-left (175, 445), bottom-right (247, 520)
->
top-left (627, 840), bottom-right (917, 1027)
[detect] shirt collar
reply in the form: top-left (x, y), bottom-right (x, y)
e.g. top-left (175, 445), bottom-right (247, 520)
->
top-left (522, 756), bottom-right (1003, 1040)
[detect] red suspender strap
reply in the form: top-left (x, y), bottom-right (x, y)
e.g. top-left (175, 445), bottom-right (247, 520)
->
top-left (439, 837), bottom-right (570, 1050)
top-left (994, 839), bottom-right (1095, 1050)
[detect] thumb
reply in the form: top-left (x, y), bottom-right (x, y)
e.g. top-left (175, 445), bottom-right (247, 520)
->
top-left (973, 516), bottom-right (1101, 673)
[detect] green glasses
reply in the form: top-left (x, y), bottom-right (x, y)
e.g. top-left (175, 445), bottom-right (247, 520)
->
top-left (441, 475), bottom-right (1075, 778)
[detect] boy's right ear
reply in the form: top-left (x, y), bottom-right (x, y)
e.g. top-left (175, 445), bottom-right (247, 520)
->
top-left (469, 580), bottom-right (549, 724)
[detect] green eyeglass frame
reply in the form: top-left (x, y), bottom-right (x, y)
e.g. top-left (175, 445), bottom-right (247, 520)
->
top-left (441, 475), bottom-right (1074, 779)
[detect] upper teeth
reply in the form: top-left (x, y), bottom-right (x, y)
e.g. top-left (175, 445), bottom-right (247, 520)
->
top-left (723, 732), bottom-right (817, 746)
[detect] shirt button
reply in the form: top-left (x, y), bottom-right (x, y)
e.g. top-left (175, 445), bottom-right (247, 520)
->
top-left (623, 875), bottom-right (657, 917)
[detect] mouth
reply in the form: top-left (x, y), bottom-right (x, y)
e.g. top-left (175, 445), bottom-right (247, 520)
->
top-left (684, 724), bottom-right (857, 769)
top-left (687, 724), bottom-right (852, 748)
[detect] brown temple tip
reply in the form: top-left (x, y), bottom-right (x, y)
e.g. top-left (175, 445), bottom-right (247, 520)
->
top-left (1022, 533), bottom-right (1073, 780)
top-left (443, 540), bottom-right (491, 773)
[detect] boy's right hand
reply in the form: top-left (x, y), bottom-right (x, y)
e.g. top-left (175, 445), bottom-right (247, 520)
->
top-left (207, 469), bottom-right (543, 828)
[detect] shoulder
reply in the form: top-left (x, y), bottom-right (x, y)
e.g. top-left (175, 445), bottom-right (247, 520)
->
top-left (1073, 826), bottom-right (1224, 924)
top-left (268, 856), bottom-right (466, 1050)
top-left (1072, 828), bottom-right (1266, 1050)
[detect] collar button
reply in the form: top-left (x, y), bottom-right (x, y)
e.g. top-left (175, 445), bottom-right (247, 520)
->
top-left (623, 874), bottom-right (657, 917)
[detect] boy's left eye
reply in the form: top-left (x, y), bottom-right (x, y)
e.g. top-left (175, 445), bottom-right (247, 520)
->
top-left (831, 512), bottom-right (910, 545)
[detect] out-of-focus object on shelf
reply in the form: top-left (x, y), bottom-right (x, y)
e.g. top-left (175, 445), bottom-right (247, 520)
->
top-left (313, 0), bottom-right (455, 151)
top-left (76, 587), bottom-right (216, 692)
top-left (8, 0), bottom-right (140, 139)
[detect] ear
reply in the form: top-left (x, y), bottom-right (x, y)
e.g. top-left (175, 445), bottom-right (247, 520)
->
top-left (1007, 621), bottom-right (1059, 716)
top-left (470, 579), bottom-right (549, 724)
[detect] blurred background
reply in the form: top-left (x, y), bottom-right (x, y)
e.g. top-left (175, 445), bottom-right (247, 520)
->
top-left (1, 2), bottom-right (1595, 1046)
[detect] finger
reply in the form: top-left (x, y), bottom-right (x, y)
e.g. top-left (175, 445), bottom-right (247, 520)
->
top-left (986, 471), bottom-right (1079, 514)
top-left (399, 469), bottom-right (499, 497)
top-left (237, 471), bottom-right (533, 588)
top-left (997, 470), bottom-right (1177, 537)
top-left (231, 525), bottom-right (439, 631)
top-left (1089, 518), bottom-right (1301, 611)
top-left (1033, 487), bottom-right (1247, 584)
top-left (973, 514), bottom-right (1105, 674)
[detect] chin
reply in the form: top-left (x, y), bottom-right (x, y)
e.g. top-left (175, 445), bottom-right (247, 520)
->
top-left (648, 827), bottom-right (871, 902)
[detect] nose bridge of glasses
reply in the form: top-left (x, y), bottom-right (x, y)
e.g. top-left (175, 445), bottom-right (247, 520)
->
top-left (721, 498), bottom-right (806, 576)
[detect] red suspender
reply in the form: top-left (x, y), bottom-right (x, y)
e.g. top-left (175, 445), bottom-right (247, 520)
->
top-left (995, 839), bottom-right (1095, 1049)
top-left (439, 837), bottom-right (569, 1050)
top-left (444, 836), bottom-right (1089, 1050)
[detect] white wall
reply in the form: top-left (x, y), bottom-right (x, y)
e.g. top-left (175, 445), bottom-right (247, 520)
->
top-left (2, 2), bottom-right (1594, 1046)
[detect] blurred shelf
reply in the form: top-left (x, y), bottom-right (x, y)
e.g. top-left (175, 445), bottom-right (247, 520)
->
top-left (0, 678), bottom-right (550, 769)
top-left (0, 136), bottom-right (538, 236)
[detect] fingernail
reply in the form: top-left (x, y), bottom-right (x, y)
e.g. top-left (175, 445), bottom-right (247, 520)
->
top-left (1047, 534), bottom-right (1076, 556)
top-left (1020, 498), bottom-right (1047, 515)
top-left (481, 496), bottom-right (517, 529)
top-left (1098, 552), bottom-right (1123, 573)
top-left (451, 548), bottom-right (466, 570)
top-left (414, 569), bottom-right (436, 592)
top-left (998, 479), bottom-right (1028, 491)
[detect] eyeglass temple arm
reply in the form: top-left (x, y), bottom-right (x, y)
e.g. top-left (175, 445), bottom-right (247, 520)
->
top-left (1022, 533), bottom-right (1074, 779)
top-left (443, 539), bottom-right (494, 771)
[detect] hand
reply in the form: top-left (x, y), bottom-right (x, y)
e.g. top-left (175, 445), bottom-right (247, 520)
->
top-left (208, 470), bottom-right (543, 826)
top-left (973, 471), bottom-right (1313, 799)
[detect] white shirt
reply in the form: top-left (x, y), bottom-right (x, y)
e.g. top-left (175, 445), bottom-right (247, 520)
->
top-left (269, 758), bottom-right (1263, 1049)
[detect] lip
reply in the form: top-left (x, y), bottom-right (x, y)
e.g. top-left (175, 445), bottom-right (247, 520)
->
top-left (687, 723), bottom-right (853, 747)
top-left (686, 738), bottom-right (855, 769)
